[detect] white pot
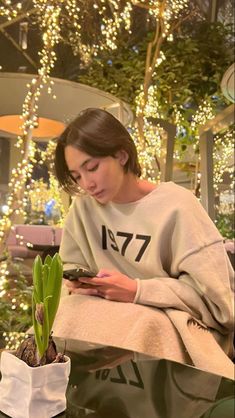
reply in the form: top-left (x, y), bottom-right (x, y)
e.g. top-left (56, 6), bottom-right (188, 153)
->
top-left (0, 351), bottom-right (71, 418)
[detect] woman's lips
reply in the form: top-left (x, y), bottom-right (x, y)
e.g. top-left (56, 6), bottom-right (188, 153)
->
top-left (92, 190), bottom-right (104, 198)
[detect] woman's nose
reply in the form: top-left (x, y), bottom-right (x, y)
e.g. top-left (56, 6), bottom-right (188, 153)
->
top-left (81, 176), bottom-right (96, 192)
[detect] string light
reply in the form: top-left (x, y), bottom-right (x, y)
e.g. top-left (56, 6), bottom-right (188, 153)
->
top-left (0, 1), bottom-right (22, 19)
top-left (213, 128), bottom-right (234, 194)
top-left (131, 0), bottom-right (192, 179)
top-left (3, 332), bottom-right (29, 351)
top-left (0, 3), bottom-right (65, 334)
top-left (0, 0), bottom-right (181, 246)
top-left (191, 99), bottom-right (215, 134)
top-left (0, 1), bottom-right (62, 249)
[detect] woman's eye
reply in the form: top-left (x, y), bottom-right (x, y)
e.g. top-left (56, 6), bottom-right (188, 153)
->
top-left (88, 164), bottom-right (99, 172)
top-left (71, 174), bottom-right (80, 182)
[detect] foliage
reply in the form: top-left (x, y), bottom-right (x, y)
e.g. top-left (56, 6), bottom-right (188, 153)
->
top-left (25, 178), bottom-right (62, 225)
top-left (215, 213), bottom-right (234, 239)
top-left (0, 262), bottom-right (32, 341)
top-left (79, 19), bottom-right (234, 238)
top-left (154, 22), bottom-right (233, 114)
top-left (79, 20), bottom-right (233, 120)
top-left (0, 296), bottom-right (32, 334)
top-left (32, 253), bottom-right (63, 359)
top-left (79, 36), bottom-right (145, 108)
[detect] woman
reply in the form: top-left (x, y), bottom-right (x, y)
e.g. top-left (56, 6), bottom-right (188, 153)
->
top-left (54, 108), bottom-right (234, 351)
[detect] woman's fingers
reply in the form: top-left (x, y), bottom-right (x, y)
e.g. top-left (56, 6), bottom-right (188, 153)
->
top-left (78, 269), bottom-right (112, 286)
top-left (76, 270), bottom-right (113, 286)
top-left (72, 287), bottom-right (99, 296)
top-left (65, 279), bottom-right (106, 297)
top-left (68, 270), bottom-right (137, 302)
top-left (79, 276), bottom-right (108, 286)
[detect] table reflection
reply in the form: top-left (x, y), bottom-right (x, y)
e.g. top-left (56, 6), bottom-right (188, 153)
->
top-left (54, 338), bottom-right (234, 418)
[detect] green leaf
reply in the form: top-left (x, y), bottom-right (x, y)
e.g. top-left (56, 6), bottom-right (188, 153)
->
top-left (42, 264), bottom-right (49, 300)
top-left (32, 293), bottom-right (43, 357)
top-left (32, 253), bottom-right (63, 357)
top-left (44, 254), bottom-right (53, 267)
top-left (32, 289), bottom-right (40, 305)
top-left (32, 255), bottom-right (43, 301)
top-left (41, 298), bottom-right (49, 356)
top-left (46, 254), bottom-right (63, 332)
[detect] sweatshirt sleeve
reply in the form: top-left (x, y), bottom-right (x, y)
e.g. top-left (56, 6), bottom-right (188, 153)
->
top-left (134, 241), bottom-right (234, 334)
top-left (59, 223), bottom-right (90, 271)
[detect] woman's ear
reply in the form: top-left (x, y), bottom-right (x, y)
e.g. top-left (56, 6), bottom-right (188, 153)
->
top-left (115, 150), bottom-right (129, 166)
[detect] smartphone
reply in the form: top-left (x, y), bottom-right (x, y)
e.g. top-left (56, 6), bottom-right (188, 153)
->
top-left (63, 268), bottom-right (95, 281)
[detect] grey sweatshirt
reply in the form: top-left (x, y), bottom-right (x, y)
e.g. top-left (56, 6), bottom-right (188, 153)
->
top-left (59, 181), bottom-right (234, 336)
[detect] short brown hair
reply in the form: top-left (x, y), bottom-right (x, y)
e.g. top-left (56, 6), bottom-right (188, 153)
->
top-left (54, 108), bottom-right (141, 194)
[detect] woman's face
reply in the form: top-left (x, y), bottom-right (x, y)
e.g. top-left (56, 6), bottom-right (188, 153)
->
top-left (64, 145), bottom-right (129, 204)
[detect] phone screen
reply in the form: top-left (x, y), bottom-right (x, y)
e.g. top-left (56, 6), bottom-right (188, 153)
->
top-left (63, 268), bottom-right (95, 281)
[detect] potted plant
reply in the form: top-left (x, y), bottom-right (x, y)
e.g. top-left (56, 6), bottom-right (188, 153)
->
top-left (0, 253), bottom-right (71, 418)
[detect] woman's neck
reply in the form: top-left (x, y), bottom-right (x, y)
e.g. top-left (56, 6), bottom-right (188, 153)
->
top-left (112, 175), bottom-right (157, 204)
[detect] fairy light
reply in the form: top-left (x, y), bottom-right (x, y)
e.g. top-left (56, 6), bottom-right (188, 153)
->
top-left (28, 179), bottom-right (50, 212)
top-left (0, 251), bottom-right (32, 348)
top-left (213, 128), bottom-right (234, 194)
top-left (136, 85), bottom-right (161, 118)
top-left (189, 99), bottom-right (215, 158)
top-left (0, 260), bottom-right (8, 294)
top-left (23, 175), bottom-right (65, 226)
top-left (131, 1), bottom-right (191, 181)
top-left (101, 1), bottom-right (133, 50)
top-left (0, 0), bottom-right (231, 209)
top-left (3, 332), bottom-right (29, 351)
top-left (0, 4), bottom-right (64, 344)
top-left (0, 1), bottom-right (62, 252)
top-left (28, 139), bottom-right (66, 224)
top-left (1, 4), bottom-right (162, 233)
top-left (173, 101), bottom-right (233, 202)
top-left (191, 99), bottom-right (215, 133)
top-left (48, 174), bottom-right (66, 225)
top-left (0, 1), bottom-right (22, 19)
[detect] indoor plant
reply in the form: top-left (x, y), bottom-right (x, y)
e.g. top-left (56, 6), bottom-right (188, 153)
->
top-left (0, 253), bottom-right (71, 418)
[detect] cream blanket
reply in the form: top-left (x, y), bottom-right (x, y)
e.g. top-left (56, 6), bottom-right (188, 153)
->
top-left (52, 294), bottom-right (234, 380)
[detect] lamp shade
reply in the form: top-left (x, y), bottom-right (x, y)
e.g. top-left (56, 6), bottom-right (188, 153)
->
top-left (220, 63), bottom-right (235, 103)
top-left (0, 73), bottom-right (133, 141)
top-left (0, 115), bottom-right (65, 141)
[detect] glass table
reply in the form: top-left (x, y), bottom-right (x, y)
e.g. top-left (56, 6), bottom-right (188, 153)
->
top-left (0, 337), bottom-right (234, 418)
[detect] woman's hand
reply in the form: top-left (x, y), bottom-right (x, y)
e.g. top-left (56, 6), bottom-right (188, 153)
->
top-left (65, 269), bottom-right (137, 303)
top-left (63, 277), bottom-right (93, 294)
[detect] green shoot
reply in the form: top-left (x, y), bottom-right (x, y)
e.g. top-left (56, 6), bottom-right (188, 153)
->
top-left (32, 253), bottom-right (63, 359)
